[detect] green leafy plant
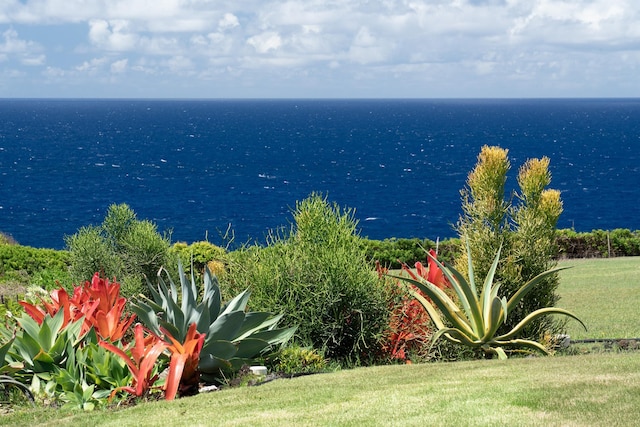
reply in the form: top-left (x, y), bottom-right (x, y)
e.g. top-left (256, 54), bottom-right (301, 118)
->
top-left (0, 337), bottom-right (35, 405)
top-left (80, 339), bottom-right (131, 393)
top-left (131, 262), bottom-right (296, 384)
top-left (393, 243), bottom-right (586, 359)
top-left (66, 203), bottom-right (172, 298)
top-left (10, 309), bottom-right (85, 374)
top-left (456, 146), bottom-right (566, 340)
top-left (224, 193), bottom-right (390, 364)
top-left (269, 345), bottom-right (328, 375)
top-left (54, 343), bottom-right (111, 411)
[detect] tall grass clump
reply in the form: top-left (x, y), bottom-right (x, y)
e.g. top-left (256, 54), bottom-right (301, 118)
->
top-left (223, 193), bottom-right (390, 365)
top-left (65, 203), bottom-right (172, 298)
top-left (456, 146), bottom-right (564, 340)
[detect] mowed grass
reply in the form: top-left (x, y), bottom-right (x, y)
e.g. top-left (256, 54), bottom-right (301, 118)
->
top-left (557, 256), bottom-right (640, 339)
top-left (5, 353), bottom-right (640, 427)
top-left (2, 256), bottom-right (640, 426)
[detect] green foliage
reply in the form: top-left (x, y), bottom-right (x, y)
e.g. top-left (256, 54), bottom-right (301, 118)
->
top-left (268, 345), bottom-right (327, 375)
top-left (363, 238), bottom-right (434, 269)
top-left (456, 146), bottom-right (564, 340)
top-left (65, 203), bottom-right (172, 298)
top-left (168, 241), bottom-right (227, 281)
top-left (394, 244), bottom-right (586, 359)
top-left (0, 245), bottom-right (71, 294)
top-left (223, 193), bottom-right (391, 364)
top-left (556, 228), bottom-right (640, 258)
top-left (54, 341), bottom-right (113, 411)
top-left (131, 262), bottom-right (295, 385)
top-left (9, 310), bottom-right (84, 375)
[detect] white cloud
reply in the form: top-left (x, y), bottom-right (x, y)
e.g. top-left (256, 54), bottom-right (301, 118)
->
top-left (76, 57), bottom-right (108, 73)
top-left (218, 13), bottom-right (239, 31)
top-left (88, 19), bottom-right (139, 51)
top-left (0, 0), bottom-right (639, 97)
top-left (0, 28), bottom-right (46, 66)
top-left (247, 31), bottom-right (282, 54)
top-left (110, 58), bottom-right (128, 73)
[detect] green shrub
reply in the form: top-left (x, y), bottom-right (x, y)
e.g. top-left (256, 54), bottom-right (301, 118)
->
top-left (223, 193), bottom-right (391, 365)
top-left (556, 228), bottom-right (640, 258)
top-left (363, 238), bottom-right (434, 269)
top-left (168, 241), bottom-right (227, 281)
top-left (267, 345), bottom-right (328, 375)
top-left (65, 204), bottom-right (171, 298)
top-left (456, 146), bottom-right (564, 340)
top-left (0, 245), bottom-right (70, 277)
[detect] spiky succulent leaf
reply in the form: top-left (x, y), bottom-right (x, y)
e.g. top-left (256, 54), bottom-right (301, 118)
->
top-left (496, 307), bottom-right (586, 342)
top-left (395, 276), bottom-right (476, 337)
top-left (506, 266), bottom-right (570, 313)
top-left (425, 249), bottom-right (484, 336)
top-left (207, 311), bottom-right (247, 342)
top-left (220, 289), bottom-right (251, 316)
top-left (395, 244), bottom-right (585, 359)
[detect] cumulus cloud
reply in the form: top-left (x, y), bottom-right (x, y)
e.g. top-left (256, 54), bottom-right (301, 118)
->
top-left (110, 58), bottom-right (128, 73)
top-left (247, 31), bottom-right (282, 53)
top-left (0, 0), bottom-right (638, 96)
top-left (89, 19), bottom-right (139, 51)
top-left (0, 28), bottom-right (46, 66)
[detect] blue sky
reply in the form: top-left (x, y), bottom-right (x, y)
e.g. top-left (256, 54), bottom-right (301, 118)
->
top-left (1, 0), bottom-right (638, 98)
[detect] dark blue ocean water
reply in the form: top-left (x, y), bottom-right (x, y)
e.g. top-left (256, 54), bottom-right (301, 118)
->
top-left (1, 99), bottom-right (640, 250)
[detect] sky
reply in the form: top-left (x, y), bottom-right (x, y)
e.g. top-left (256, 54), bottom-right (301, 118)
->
top-left (0, 0), bottom-right (639, 98)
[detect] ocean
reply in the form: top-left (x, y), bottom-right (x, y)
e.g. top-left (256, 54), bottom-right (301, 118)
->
top-left (1, 98), bottom-right (639, 250)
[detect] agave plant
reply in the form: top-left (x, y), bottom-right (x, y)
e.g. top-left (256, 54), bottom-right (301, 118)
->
top-left (10, 309), bottom-right (85, 374)
top-left (0, 337), bottom-right (34, 405)
top-left (131, 261), bottom-right (296, 384)
top-left (392, 242), bottom-right (586, 359)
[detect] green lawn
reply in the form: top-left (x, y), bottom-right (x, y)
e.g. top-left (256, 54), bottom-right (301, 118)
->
top-left (5, 353), bottom-right (640, 427)
top-left (558, 257), bottom-right (640, 339)
top-left (2, 256), bottom-right (639, 426)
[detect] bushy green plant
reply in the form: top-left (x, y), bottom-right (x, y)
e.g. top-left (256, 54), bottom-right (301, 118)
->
top-left (66, 204), bottom-right (172, 298)
top-left (393, 244), bottom-right (586, 359)
top-left (0, 245), bottom-right (71, 294)
top-left (268, 345), bottom-right (327, 375)
top-left (223, 193), bottom-right (391, 364)
top-left (169, 241), bottom-right (227, 281)
top-left (556, 228), bottom-right (640, 258)
top-left (363, 238), bottom-right (436, 269)
top-left (456, 146), bottom-right (564, 340)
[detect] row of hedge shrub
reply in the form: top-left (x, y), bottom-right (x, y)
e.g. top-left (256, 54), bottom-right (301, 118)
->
top-left (363, 228), bottom-right (640, 267)
top-left (2, 228), bottom-right (640, 291)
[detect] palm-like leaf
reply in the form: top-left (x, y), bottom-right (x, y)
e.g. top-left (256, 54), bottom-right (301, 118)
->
top-left (392, 241), bottom-right (586, 359)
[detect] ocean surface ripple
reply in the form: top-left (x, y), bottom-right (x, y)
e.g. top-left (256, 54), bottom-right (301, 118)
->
top-left (1, 98), bottom-right (639, 249)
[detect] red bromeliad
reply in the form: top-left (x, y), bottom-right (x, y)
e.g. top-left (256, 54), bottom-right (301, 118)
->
top-left (382, 250), bottom-right (450, 362)
top-left (19, 286), bottom-right (99, 336)
top-left (85, 273), bottom-right (136, 341)
top-left (19, 273), bottom-right (136, 341)
top-left (402, 249), bottom-right (449, 290)
top-left (162, 323), bottom-right (205, 400)
top-left (99, 323), bottom-right (168, 399)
